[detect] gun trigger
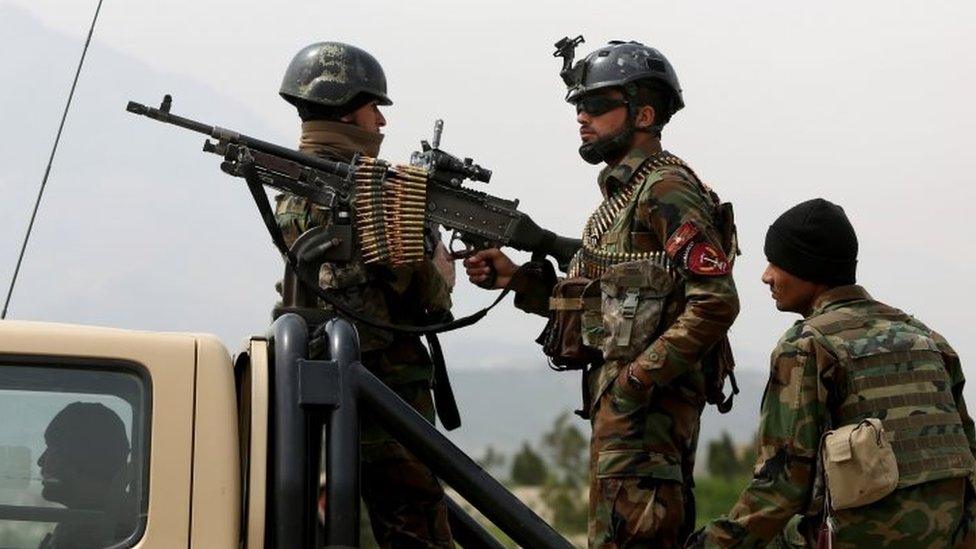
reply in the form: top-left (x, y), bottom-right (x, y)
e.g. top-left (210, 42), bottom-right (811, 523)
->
top-left (448, 231), bottom-right (473, 259)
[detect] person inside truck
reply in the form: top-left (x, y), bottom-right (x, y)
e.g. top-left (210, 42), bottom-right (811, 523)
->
top-left (37, 401), bottom-right (133, 549)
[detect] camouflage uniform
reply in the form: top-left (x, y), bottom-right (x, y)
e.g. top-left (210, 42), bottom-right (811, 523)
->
top-left (276, 120), bottom-right (454, 548)
top-left (516, 138), bottom-right (739, 547)
top-left (701, 285), bottom-right (976, 548)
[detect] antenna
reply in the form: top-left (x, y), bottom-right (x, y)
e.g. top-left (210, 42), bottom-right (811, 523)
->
top-left (3, 0), bottom-right (106, 319)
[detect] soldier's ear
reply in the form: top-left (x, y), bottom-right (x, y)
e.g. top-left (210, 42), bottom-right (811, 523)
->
top-left (634, 104), bottom-right (656, 130)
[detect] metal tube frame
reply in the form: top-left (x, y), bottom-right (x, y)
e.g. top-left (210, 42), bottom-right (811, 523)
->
top-left (268, 314), bottom-right (572, 549)
top-left (269, 313), bottom-right (313, 548)
top-left (322, 317), bottom-right (360, 547)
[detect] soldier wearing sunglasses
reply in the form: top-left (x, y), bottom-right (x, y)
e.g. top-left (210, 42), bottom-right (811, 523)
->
top-left (465, 40), bottom-right (740, 547)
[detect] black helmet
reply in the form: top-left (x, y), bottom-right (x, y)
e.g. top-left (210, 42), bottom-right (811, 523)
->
top-left (279, 42), bottom-right (392, 108)
top-left (564, 40), bottom-right (683, 116)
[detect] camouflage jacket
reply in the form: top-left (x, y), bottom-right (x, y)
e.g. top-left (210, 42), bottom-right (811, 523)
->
top-left (702, 285), bottom-right (976, 547)
top-left (515, 138), bottom-right (739, 480)
top-left (274, 121), bottom-right (452, 386)
top-left (518, 139), bottom-right (739, 393)
top-left (585, 139), bottom-right (738, 406)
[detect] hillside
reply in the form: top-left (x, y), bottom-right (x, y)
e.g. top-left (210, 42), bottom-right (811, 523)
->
top-left (445, 363), bottom-right (766, 459)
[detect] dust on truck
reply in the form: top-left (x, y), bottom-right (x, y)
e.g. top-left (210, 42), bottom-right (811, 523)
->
top-left (0, 316), bottom-right (573, 549)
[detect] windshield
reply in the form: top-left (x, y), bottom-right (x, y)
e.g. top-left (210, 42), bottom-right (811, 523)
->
top-left (0, 361), bottom-right (150, 549)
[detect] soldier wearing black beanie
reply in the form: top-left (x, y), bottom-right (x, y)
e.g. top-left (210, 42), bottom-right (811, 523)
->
top-left (763, 198), bottom-right (858, 286)
top-left (697, 199), bottom-right (976, 548)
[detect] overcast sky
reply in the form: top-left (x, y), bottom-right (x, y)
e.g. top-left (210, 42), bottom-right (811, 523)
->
top-left (2, 0), bottom-right (974, 402)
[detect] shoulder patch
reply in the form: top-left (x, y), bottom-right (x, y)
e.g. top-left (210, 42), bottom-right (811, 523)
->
top-left (664, 221), bottom-right (700, 258)
top-left (684, 242), bottom-right (730, 276)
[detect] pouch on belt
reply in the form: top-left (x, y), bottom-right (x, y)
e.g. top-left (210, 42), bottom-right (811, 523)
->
top-left (538, 277), bottom-right (603, 370)
top-left (822, 418), bottom-right (898, 511)
top-left (599, 260), bottom-right (673, 363)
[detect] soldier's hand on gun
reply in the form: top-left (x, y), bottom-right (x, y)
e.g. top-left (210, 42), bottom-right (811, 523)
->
top-left (462, 249), bottom-right (518, 289)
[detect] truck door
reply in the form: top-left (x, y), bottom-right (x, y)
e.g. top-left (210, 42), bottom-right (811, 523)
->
top-left (237, 337), bottom-right (269, 549)
top-left (0, 320), bottom-right (197, 548)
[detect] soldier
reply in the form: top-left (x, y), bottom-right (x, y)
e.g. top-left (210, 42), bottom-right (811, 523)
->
top-left (465, 40), bottom-right (739, 547)
top-left (276, 42), bottom-right (454, 548)
top-left (38, 402), bottom-right (132, 548)
top-left (694, 199), bottom-right (976, 547)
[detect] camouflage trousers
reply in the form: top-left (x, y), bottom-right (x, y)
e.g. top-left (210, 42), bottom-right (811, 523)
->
top-left (588, 379), bottom-right (695, 548)
top-left (771, 477), bottom-right (975, 549)
top-left (360, 380), bottom-right (453, 549)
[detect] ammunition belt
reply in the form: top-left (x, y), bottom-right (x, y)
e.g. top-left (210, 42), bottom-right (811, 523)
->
top-left (354, 157), bottom-right (429, 265)
top-left (568, 152), bottom-right (687, 279)
top-left (572, 247), bottom-right (672, 280)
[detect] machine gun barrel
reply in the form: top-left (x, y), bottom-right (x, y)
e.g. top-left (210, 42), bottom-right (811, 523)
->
top-left (126, 97), bottom-right (355, 180)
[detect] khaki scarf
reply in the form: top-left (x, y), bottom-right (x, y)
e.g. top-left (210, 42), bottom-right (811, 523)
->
top-left (299, 120), bottom-right (384, 159)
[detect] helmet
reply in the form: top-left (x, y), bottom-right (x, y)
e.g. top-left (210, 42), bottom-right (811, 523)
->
top-left (279, 42), bottom-right (392, 108)
top-left (564, 40), bottom-right (683, 116)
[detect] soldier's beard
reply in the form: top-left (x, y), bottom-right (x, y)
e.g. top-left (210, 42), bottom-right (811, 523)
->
top-left (578, 125), bottom-right (634, 165)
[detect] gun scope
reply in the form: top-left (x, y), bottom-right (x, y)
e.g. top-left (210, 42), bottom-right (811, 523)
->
top-left (431, 152), bottom-right (492, 184)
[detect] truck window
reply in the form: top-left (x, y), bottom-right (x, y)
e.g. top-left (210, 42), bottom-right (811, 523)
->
top-left (0, 362), bottom-right (150, 549)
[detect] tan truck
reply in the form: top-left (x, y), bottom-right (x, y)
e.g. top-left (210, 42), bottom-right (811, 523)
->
top-left (0, 315), bottom-right (572, 549)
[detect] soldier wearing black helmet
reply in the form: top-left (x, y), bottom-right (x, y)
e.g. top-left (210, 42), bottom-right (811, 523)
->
top-left (465, 39), bottom-right (739, 547)
top-left (562, 40), bottom-right (684, 165)
top-left (276, 42), bottom-right (455, 548)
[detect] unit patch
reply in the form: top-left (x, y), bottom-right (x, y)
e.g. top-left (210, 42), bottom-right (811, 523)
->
top-left (664, 221), bottom-right (700, 258)
top-left (685, 242), bottom-right (731, 276)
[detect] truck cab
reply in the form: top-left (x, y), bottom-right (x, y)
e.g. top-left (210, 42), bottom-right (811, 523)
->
top-left (0, 320), bottom-right (246, 548)
top-left (0, 317), bottom-right (570, 548)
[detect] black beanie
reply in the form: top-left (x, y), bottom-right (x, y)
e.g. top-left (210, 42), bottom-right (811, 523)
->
top-left (764, 198), bottom-right (858, 286)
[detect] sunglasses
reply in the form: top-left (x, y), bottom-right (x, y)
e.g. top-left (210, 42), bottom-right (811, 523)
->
top-left (574, 96), bottom-right (628, 116)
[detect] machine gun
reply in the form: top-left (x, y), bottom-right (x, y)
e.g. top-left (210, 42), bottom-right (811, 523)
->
top-left (126, 95), bottom-right (580, 272)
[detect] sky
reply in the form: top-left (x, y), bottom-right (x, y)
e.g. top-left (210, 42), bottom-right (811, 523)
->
top-left (1, 0), bottom-right (975, 403)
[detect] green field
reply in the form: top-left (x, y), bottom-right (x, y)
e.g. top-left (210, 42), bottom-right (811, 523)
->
top-left (694, 475), bottom-right (751, 528)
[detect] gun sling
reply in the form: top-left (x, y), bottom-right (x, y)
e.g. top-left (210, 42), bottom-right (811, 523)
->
top-left (426, 332), bottom-right (461, 430)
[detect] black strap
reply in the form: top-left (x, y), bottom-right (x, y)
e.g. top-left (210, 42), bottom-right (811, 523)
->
top-left (574, 366), bottom-right (593, 420)
top-left (426, 333), bottom-right (461, 430)
top-left (716, 371), bottom-right (739, 414)
top-left (244, 169), bottom-right (513, 335)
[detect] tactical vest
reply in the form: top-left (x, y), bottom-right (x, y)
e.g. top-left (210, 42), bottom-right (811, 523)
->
top-left (567, 151), bottom-right (733, 279)
top-left (566, 151), bottom-right (739, 411)
top-left (806, 308), bottom-right (975, 489)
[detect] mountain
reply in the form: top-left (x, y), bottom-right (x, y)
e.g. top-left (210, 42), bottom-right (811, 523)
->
top-left (444, 364), bottom-right (766, 459)
top-left (0, 4), bottom-right (283, 343)
top-left (1, 5), bottom-right (772, 464)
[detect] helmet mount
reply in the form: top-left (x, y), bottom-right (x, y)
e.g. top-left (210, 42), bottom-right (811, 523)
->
top-left (555, 37), bottom-right (684, 118)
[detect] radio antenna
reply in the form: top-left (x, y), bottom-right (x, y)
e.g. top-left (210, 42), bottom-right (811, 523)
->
top-left (3, 0), bottom-right (106, 319)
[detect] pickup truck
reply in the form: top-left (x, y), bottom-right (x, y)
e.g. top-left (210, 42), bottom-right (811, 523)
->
top-left (0, 315), bottom-right (572, 549)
